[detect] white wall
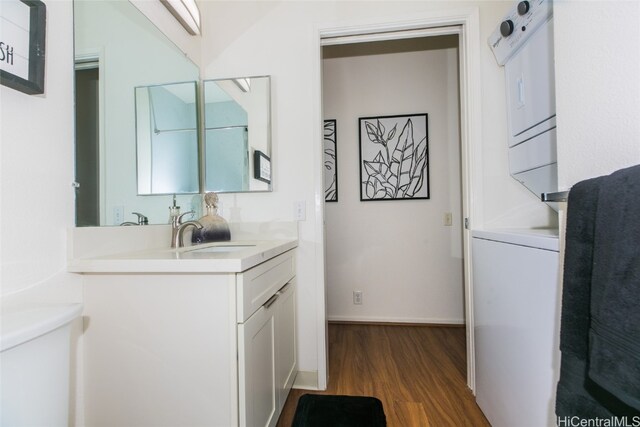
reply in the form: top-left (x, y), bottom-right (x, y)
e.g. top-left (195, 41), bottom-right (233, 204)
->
top-left (0, 0), bottom-right (84, 423)
top-left (322, 38), bottom-right (464, 324)
top-left (0, 1), bottom-right (81, 302)
top-left (554, 0), bottom-right (640, 187)
top-left (200, 0), bottom-right (552, 384)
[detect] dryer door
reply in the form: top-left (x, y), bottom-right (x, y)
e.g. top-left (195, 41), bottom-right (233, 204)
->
top-left (505, 18), bottom-right (556, 146)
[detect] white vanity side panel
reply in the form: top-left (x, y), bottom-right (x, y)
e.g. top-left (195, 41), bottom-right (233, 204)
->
top-left (473, 236), bottom-right (560, 427)
top-left (83, 273), bottom-right (237, 427)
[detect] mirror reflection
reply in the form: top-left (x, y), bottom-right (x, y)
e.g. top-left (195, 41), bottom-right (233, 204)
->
top-left (74, 2), bottom-right (274, 227)
top-left (135, 82), bottom-right (199, 195)
top-left (74, 0), bottom-right (200, 226)
top-left (204, 76), bottom-right (271, 192)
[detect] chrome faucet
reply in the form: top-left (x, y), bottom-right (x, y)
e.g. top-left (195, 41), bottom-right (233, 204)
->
top-left (171, 211), bottom-right (202, 248)
top-left (120, 212), bottom-right (149, 226)
top-left (132, 212), bottom-right (149, 225)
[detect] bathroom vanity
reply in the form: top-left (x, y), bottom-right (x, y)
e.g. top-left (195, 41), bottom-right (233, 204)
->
top-left (69, 227), bottom-right (297, 427)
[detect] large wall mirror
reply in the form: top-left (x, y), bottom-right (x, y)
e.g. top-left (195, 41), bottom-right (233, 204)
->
top-left (74, 0), bottom-right (201, 226)
top-left (74, 1), bottom-right (273, 227)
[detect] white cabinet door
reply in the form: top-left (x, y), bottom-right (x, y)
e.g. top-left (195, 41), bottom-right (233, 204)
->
top-left (238, 279), bottom-right (297, 427)
top-left (275, 280), bottom-right (297, 413)
top-left (238, 304), bottom-right (277, 427)
top-left (473, 236), bottom-right (560, 427)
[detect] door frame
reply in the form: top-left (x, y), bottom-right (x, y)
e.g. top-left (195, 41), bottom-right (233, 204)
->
top-left (312, 7), bottom-right (483, 392)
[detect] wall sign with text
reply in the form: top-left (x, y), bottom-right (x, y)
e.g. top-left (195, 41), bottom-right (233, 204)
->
top-left (0, 0), bottom-right (46, 95)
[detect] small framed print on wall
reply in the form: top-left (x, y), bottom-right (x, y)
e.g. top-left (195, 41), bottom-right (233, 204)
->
top-left (253, 150), bottom-right (271, 184)
top-left (0, 0), bottom-right (47, 95)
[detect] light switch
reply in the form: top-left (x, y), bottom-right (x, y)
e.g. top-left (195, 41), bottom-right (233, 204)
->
top-left (444, 212), bottom-right (453, 226)
top-left (114, 206), bottom-right (124, 225)
top-left (294, 200), bottom-right (306, 221)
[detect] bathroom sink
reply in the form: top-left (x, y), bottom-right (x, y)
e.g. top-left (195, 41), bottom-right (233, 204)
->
top-left (185, 244), bottom-right (255, 253)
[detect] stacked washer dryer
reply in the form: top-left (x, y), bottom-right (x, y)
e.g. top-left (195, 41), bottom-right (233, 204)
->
top-left (473, 1), bottom-right (561, 426)
top-left (488, 0), bottom-right (558, 207)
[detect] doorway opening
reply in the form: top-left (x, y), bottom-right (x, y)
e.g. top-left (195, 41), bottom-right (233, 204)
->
top-left (321, 32), bottom-right (465, 353)
top-left (316, 15), bottom-right (481, 392)
top-left (322, 34), bottom-right (463, 324)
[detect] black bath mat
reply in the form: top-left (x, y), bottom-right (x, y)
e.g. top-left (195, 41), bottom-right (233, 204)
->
top-left (291, 394), bottom-right (386, 427)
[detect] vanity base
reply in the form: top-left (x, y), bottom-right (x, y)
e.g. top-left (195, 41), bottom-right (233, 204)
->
top-left (82, 249), bottom-right (297, 427)
top-left (84, 274), bottom-right (239, 426)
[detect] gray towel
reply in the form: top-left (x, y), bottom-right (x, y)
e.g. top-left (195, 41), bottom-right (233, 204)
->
top-left (556, 176), bottom-right (614, 418)
top-left (556, 165), bottom-right (640, 418)
top-left (588, 164), bottom-right (640, 412)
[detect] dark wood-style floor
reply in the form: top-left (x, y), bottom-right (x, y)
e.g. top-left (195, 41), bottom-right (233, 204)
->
top-left (276, 323), bottom-right (490, 427)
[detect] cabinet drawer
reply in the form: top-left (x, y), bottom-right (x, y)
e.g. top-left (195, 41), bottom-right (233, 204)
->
top-left (237, 250), bottom-right (295, 322)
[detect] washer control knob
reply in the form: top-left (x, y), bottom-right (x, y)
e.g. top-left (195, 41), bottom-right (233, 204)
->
top-left (518, 1), bottom-right (530, 15)
top-left (500, 20), bottom-right (514, 37)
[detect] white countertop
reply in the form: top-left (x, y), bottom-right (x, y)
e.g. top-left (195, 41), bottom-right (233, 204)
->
top-left (68, 239), bottom-right (298, 273)
top-left (471, 228), bottom-right (559, 251)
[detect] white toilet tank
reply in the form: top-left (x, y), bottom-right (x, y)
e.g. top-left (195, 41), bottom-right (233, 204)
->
top-left (1, 303), bottom-right (83, 427)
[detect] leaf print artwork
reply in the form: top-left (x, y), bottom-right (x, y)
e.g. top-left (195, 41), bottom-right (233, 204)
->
top-left (359, 114), bottom-right (429, 201)
top-left (323, 120), bottom-right (338, 202)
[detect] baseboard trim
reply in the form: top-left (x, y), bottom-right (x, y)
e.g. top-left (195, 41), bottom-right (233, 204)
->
top-left (292, 370), bottom-right (319, 390)
top-left (327, 315), bottom-right (465, 326)
top-left (329, 320), bottom-right (465, 328)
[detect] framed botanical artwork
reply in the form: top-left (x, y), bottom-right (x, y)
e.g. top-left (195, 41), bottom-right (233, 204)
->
top-left (0, 0), bottom-right (46, 95)
top-left (323, 119), bottom-right (338, 202)
top-left (359, 113), bottom-right (429, 201)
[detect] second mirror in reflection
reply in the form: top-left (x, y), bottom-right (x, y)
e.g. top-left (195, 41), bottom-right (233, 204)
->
top-left (135, 81), bottom-right (199, 195)
top-left (204, 76), bottom-right (271, 193)
top-left (134, 77), bottom-right (272, 197)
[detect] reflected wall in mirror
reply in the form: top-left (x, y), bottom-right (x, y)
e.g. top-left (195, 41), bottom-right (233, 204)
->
top-left (74, 0), bottom-right (200, 226)
top-left (204, 76), bottom-right (272, 192)
top-left (135, 82), bottom-right (199, 195)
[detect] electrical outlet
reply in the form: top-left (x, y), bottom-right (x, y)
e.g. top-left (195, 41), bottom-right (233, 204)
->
top-left (444, 212), bottom-right (453, 226)
top-left (353, 291), bottom-right (363, 305)
top-left (114, 206), bottom-right (124, 225)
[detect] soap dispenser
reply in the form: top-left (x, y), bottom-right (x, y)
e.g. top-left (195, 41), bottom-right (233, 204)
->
top-left (168, 194), bottom-right (181, 224)
top-left (191, 192), bottom-right (231, 243)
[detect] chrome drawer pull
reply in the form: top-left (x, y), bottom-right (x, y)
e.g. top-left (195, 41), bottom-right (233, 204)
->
top-left (264, 293), bottom-right (280, 309)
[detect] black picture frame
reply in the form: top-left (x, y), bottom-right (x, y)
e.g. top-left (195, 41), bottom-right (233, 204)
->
top-left (253, 150), bottom-right (271, 184)
top-left (323, 119), bottom-right (338, 202)
top-left (358, 113), bottom-right (429, 201)
top-left (0, 0), bottom-right (46, 95)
